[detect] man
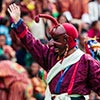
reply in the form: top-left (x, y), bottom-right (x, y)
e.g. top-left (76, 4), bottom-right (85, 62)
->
top-left (8, 3), bottom-right (100, 100)
top-left (0, 54), bottom-right (35, 100)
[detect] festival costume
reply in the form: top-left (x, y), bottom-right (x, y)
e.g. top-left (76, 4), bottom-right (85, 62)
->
top-left (11, 15), bottom-right (100, 100)
top-left (0, 60), bottom-right (33, 100)
top-left (87, 28), bottom-right (100, 42)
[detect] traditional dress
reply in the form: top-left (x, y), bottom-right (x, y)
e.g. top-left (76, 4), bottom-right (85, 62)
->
top-left (11, 19), bottom-right (100, 100)
top-left (0, 60), bottom-right (33, 100)
top-left (87, 28), bottom-right (100, 42)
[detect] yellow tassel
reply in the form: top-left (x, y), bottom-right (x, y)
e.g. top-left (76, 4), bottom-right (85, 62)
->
top-left (57, 56), bottom-right (60, 60)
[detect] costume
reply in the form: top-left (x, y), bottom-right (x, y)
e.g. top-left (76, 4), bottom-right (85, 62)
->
top-left (0, 60), bottom-right (33, 100)
top-left (56, 0), bottom-right (90, 23)
top-left (85, 38), bottom-right (100, 61)
top-left (87, 28), bottom-right (100, 42)
top-left (11, 15), bottom-right (100, 100)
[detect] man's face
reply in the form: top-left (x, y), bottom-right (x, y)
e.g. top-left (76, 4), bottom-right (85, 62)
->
top-left (50, 25), bottom-right (68, 54)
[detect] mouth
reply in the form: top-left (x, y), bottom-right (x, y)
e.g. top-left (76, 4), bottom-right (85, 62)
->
top-left (55, 47), bottom-right (66, 56)
top-left (54, 43), bottom-right (61, 50)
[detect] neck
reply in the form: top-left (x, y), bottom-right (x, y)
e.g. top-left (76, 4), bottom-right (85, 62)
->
top-left (66, 47), bottom-right (77, 57)
top-left (58, 47), bottom-right (77, 57)
top-left (59, 47), bottom-right (77, 63)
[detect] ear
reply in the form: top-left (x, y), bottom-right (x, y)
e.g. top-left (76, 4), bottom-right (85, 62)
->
top-left (66, 43), bottom-right (68, 47)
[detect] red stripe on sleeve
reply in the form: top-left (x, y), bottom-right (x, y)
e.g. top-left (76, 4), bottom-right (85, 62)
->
top-left (67, 62), bottom-right (79, 95)
top-left (17, 29), bottom-right (28, 38)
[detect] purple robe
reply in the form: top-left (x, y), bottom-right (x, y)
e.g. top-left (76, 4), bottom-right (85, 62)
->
top-left (12, 20), bottom-right (100, 96)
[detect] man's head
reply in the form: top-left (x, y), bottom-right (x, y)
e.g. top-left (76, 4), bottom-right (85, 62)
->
top-left (50, 23), bottom-right (78, 47)
top-left (35, 14), bottom-right (78, 55)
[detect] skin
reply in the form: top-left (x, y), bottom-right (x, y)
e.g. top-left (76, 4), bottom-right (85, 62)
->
top-left (57, 15), bottom-right (68, 24)
top-left (0, 35), bottom-right (6, 48)
top-left (31, 62), bottom-right (40, 77)
top-left (49, 25), bottom-right (68, 55)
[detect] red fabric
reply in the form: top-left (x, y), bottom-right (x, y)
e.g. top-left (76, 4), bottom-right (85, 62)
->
top-left (62, 23), bottom-right (78, 49)
top-left (0, 61), bottom-right (33, 100)
top-left (67, 62), bottom-right (79, 94)
top-left (34, 14), bottom-right (59, 25)
top-left (84, 43), bottom-right (91, 55)
top-left (87, 29), bottom-right (100, 42)
top-left (17, 29), bottom-right (28, 38)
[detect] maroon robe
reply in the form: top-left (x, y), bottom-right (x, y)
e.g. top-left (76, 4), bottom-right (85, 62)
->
top-left (12, 20), bottom-right (100, 96)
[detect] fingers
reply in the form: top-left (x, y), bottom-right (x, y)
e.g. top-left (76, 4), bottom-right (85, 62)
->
top-left (7, 8), bottom-right (11, 15)
top-left (7, 3), bottom-right (21, 23)
top-left (13, 3), bottom-right (20, 10)
top-left (7, 3), bottom-right (19, 13)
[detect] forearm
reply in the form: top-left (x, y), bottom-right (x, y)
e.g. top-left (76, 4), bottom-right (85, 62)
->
top-left (8, 4), bottom-right (49, 69)
top-left (11, 19), bottom-right (48, 67)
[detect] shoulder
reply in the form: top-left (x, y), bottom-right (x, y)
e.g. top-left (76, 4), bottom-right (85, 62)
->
top-left (82, 53), bottom-right (93, 59)
top-left (81, 53), bottom-right (100, 65)
top-left (80, 53), bottom-right (94, 62)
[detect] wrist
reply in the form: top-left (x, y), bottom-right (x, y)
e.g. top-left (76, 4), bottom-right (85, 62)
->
top-left (11, 18), bottom-right (23, 29)
top-left (14, 17), bottom-right (21, 24)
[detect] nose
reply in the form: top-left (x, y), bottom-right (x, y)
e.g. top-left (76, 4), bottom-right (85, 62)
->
top-left (53, 41), bottom-right (62, 45)
top-left (48, 39), bottom-right (62, 47)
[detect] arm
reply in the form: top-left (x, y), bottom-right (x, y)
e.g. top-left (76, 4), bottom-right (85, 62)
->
top-left (8, 4), bottom-right (49, 69)
top-left (85, 54), bottom-right (100, 95)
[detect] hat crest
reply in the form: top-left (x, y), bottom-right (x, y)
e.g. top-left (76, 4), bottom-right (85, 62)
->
top-left (34, 14), bottom-right (59, 26)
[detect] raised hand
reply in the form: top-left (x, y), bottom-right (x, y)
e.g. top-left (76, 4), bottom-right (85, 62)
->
top-left (8, 3), bottom-right (21, 24)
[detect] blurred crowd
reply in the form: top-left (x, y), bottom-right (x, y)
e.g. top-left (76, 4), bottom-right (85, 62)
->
top-left (0, 0), bottom-right (100, 100)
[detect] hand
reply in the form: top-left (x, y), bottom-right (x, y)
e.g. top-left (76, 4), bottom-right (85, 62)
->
top-left (8, 3), bottom-right (21, 24)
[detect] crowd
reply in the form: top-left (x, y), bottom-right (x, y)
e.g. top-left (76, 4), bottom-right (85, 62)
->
top-left (0, 0), bottom-right (100, 100)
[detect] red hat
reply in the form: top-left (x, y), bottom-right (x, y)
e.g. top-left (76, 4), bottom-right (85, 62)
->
top-left (62, 23), bottom-right (78, 49)
top-left (34, 14), bottom-right (78, 49)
